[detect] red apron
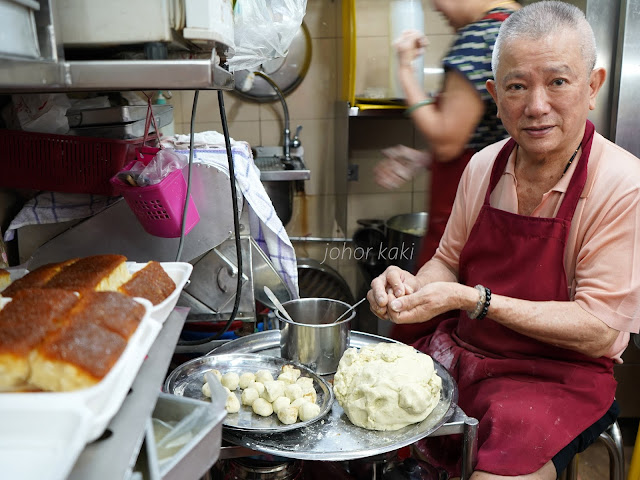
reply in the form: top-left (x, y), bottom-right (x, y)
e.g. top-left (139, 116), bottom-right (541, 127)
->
top-left (414, 120), bottom-right (617, 475)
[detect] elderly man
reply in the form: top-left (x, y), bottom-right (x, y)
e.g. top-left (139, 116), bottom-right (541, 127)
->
top-left (368, 1), bottom-right (640, 478)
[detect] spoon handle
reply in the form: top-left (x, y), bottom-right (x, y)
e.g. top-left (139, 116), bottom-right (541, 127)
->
top-left (334, 297), bottom-right (367, 323)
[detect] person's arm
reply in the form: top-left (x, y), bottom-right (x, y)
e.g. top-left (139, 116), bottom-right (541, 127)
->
top-left (386, 284), bottom-right (619, 358)
top-left (395, 31), bottom-right (485, 162)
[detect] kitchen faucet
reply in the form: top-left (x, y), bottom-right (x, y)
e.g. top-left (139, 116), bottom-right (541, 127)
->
top-left (250, 71), bottom-right (302, 162)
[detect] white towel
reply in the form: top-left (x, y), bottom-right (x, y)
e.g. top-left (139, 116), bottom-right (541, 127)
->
top-left (167, 139), bottom-right (299, 298)
top-left (4, 193), bottom-right (119, 242)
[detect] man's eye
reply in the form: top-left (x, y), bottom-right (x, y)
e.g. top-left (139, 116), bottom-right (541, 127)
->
top-left (507, 84), bottom-right (524, 91)
top-left (552, 78), bottom-right (566, 86)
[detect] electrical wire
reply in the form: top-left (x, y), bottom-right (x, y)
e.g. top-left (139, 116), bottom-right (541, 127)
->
top-left (177, 90), bottom-right (243, 345)
top-left (175, 91), bottom-right (199, 262)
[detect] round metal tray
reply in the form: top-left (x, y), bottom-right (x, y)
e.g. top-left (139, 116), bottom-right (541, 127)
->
top-left (210, 330), bottom-right (458, 461)
top-left (164, 353), bottom-right (333, 433)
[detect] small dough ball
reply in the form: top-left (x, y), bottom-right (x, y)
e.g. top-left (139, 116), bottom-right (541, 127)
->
top-left (255, 369), bottom-right (274, 384)
top-left (221, 372), bottom-right (240, 390)
top-left (277, 405), bottom-right (299, 425)
top-left (299, 402), bottom-right (321, 421)
top-left (296, 376), bottom-right (314, 388)
top-left (203, 369), bottom-right (222, 383)
top-left (301, 384), bottom-right (317, 403)
top-left (225, 392), bottom-right (240, 413)
top-left (252, 398), bottom-right (274, 417)
top-left (262, 380), bottom-right (286, 402)
top-left (241, 387), bottom-right (260, 406)
top-left (248, 380), bottom-right (265, 396)
top-left (202, 381), bottom-right (212, 397)
top-left (282, 365), bottom-right (301, 381)
top-left (238, 372), bottom-right (256, 389)
top-left (272, 396), bottom-right (292, 414)
top-left (291, 397), bottom-right (310, 409)
top-left (277, 371), bottom-right (297, 384)
top-left (284, 383), bottom-right (303, 401)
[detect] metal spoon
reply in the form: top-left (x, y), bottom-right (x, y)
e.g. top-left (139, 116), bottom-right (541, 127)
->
top-left (332, 297), bottom-right (367, 323)
top-left (264, 286), bottom-right (295, 323)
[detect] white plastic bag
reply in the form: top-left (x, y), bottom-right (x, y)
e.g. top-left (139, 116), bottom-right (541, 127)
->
top-left (228, 0), bottom-right (307, 72)
top-left (10, 94), bottom-right (71, 134)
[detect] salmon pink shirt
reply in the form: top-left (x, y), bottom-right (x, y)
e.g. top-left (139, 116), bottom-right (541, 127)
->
top-left (434, 132), bottom-right (640, 362)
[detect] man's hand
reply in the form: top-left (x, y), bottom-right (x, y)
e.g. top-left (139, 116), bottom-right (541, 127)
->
top-left (367, 266), bottom-right (419, 320)
top-left (393, 30), bottom-right (429, 68)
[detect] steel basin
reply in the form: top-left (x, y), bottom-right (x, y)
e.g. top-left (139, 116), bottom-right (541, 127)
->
top-left (275, 298), bottom-right (354, 375)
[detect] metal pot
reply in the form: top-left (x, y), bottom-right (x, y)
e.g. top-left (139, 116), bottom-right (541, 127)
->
top-left (275, 298), bottom-right (354, 375)
top-left (385, 212), bottom-right (428, 273)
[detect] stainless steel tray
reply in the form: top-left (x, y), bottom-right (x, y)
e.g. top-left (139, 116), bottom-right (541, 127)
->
top-left (66, 105), bottom-right (172, 127)
top-left (164, 353), bottom-right (334, 434)
top-left (68, 105), bottom-right (173, 139)
top-left (209, 330), bottom-right (458, 461)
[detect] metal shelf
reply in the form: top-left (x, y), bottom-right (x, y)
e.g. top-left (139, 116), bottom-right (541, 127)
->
top-left (68, 307), bottom-right (189, 480)
top-left (0, 58), bottom-right (234, 93)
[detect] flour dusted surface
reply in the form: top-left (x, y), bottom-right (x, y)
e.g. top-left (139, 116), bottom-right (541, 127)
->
top-left (333, 342), bottom-right (442, 431)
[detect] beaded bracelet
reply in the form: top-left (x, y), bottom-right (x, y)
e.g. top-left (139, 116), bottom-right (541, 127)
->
top-left (468, 284), bottom-right (491, 320)
top-left (476, 286), bottom-right (492, 320)
top-left (403, 98), bottom-right (435, 117)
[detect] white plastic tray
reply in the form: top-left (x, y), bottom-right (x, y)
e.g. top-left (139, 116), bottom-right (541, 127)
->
top-left (0, 297), bottom-right (161, 480)
top-left (126, 261), bottom-right (192, 324)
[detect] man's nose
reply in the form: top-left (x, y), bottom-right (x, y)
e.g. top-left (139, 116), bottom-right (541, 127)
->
top-left (524, 86), bottom-right (552, 117)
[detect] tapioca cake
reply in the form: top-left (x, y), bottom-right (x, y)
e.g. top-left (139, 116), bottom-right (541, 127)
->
top-left (0, 289), bottom-right (79, 388)
top-left (1, 259), bottom-right (78, 297)
top-left (45, 254), bottom-right (130, 293)
top-left (0, 269), bottom-right (10, 293)
top-left (70, 291), bottom-right (145, 339)
top-left (29, 317), bottom-right (127, 392)
top-left (118, 261), bottom-right (176, 305)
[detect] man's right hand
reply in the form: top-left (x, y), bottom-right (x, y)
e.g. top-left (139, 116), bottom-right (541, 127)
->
top-left (367, 266), bottom-right (419, 320)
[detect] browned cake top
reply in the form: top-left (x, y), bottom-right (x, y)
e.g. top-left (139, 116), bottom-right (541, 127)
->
top-left (0, 289), bottom-right (79, 354)
top-left (70, 291), bottom-right (145, 339)
top-left (37, 319), bottom-right (126, 380)
top-left (2, 259), bottom-right (78, 297)
top-left (119, 261), bottom-right (176, 305)
top-left (46, 254), bottom-right (127, 291)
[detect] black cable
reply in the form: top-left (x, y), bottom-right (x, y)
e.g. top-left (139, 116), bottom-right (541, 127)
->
top-left (177, 90), bottom-right (243, 345)
top-left (175, 90), bottom-right (199, 262)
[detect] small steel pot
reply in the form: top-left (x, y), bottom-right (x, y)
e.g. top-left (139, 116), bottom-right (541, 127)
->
top-left (275, 298), bottom-right (354, 375)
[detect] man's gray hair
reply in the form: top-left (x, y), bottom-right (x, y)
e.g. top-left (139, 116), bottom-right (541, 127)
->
top-left (491, 1), bottom-right (597, 77)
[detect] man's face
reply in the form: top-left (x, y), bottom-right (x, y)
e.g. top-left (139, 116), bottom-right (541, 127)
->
top-left (487, 30), bottom-right (603, 158)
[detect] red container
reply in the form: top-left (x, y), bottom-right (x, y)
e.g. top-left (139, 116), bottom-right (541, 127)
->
top-left (0, 129), bottom-right (149, 196)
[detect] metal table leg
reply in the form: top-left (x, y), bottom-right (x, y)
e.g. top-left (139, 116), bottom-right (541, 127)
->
top-left (460, 417), bottom-right (479, 480)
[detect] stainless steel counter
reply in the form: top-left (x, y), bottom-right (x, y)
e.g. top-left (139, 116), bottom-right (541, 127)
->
top-left (68, 308), bottom-right (188, 480)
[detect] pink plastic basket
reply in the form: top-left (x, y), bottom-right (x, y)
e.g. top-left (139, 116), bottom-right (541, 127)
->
top-left (110, 157), bottom-right (200, 238)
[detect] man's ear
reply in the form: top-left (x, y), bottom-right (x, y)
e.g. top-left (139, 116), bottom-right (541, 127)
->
top-left (589, 67), bottom-right (606, 110)
top-left (486, 79), bottom-right (498, 117)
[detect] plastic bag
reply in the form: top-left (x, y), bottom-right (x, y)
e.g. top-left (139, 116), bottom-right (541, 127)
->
top-left (8, 94), bottom-right (71, 134)
top-left (228, 0), bottom-right (307, 72)
top-left (124, 149), bottom-right (188, 186)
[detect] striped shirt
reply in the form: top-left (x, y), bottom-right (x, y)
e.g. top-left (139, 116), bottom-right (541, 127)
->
top-left (442, 7), bottom-right (512, 151)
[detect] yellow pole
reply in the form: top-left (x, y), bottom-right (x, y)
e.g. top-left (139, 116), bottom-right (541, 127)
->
top-left (341, 0), bottom-right (356, 105)
top-left (628, 424), bottom-right (640, 480)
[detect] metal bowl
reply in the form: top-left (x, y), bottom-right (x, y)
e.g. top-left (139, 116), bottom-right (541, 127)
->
top-left (275, 298), bottom-right (354, 375)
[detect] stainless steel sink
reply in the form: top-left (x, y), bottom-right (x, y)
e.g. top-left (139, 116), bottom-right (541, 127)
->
top-left (253, 146), bottom-right (310, 182)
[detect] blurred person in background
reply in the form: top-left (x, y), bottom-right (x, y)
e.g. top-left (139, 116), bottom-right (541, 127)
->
top-left (375, 0), bottom-right (521, 344)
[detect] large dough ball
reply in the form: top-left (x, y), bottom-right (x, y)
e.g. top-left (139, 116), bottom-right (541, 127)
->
top-left (252, 398), bottom-right (274, 417)
top-left (272, 396), bottom-right (292, 414)
top-left (299, 402), bottom-right (321, 421)
top-left (281, 365), bottom-right (301, 381)
top-left (333, 342), bottom-right (442, 431)
top-left (277, 371), bottom-right (298, 384)
top-left (238, 372), bottom-right (256, 389)
top-left (221, 372), bottom-right (240, 390)
top-left (296, 376), bottom-right (314, 388)
top-left (291, 397), bottom-right (309, 410)
top-left (262, 380), bottom-right (286, 402)
top-left (255, 369), bottom-right (274, 384)
top-left (277, 405), bottom-right (299, 425)
top-left (241, 387), bottom-right (260, 406)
